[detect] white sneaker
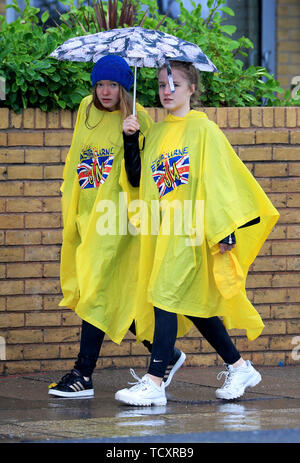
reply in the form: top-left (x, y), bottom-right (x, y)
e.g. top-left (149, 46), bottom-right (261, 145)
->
top-left (115, 369), bottom-right (167, 406)
top-left (216, 360), bottom-right (262, 400)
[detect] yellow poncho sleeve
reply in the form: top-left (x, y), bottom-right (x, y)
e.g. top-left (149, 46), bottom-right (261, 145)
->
top-left (201, 120), bottom-right (280, 338)
top-left (203, 120), bottom-right (278, 256)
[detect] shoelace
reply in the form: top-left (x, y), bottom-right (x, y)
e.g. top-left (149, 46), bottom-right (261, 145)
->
top-left (60, 371), bottom-right (77, 384)
top-left (217, 361), bottom-right (252, 389)
top-left (217, 365), bottom-right (236, 389)
top-left (127, 368), bottom-right (148, 390)
top-left (128, 368), bottom-right (142, 383)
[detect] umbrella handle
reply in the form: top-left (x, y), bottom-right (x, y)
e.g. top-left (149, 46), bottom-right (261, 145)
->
top-left (165, 58), bottom-right (175, 93)
top-left (133, 63), bottom-right (137, 116)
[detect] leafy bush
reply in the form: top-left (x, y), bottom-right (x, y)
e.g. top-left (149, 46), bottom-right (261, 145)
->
top-left (0, 0), bottom-right (298, 112)
top-left (137, 0), bottom-right (299, 107)
top-left (0, 0), bottom-right (92, 112)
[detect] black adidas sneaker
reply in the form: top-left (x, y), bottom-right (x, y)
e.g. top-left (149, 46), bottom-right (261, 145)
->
top-left (48, 368), bottom-right (94, 398)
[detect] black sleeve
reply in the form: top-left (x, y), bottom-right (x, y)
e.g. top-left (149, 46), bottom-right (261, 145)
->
top-left (123, 131), bottom-right (141, 187)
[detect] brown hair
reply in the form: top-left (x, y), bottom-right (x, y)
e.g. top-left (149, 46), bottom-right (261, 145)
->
top-left (158, 60), bottom-right (200, 108)
top-left (85, 83), bottom-right (133, 129)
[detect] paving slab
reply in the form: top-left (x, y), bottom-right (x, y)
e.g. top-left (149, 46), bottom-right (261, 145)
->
top-left (0, 365), bottom-right (299, 444)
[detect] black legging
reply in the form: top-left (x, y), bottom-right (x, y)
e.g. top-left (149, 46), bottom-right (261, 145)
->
top-left (75, 309), bottom-right (240, 378)
top-left (147, 308), bottom-right (241, 378)
top-left (74, 320), bottom-right (152, 377)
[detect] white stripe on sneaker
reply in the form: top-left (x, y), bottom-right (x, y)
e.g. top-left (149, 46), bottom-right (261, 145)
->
top-left (164, 351), bottom-right (186, 388)
top-left (70, 381), bottom-right (84, 392)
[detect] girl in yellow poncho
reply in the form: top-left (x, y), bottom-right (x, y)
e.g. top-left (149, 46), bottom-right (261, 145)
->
top-left (115, 60), bottom-right (279, 406)
top-left (48, 55), bottom-right (161, 398)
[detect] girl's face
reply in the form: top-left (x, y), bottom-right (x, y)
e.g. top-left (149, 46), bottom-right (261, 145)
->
top-left (158, 67), bottom-right (194, 117)
top-left (96, 80), bottom-right (120, 111)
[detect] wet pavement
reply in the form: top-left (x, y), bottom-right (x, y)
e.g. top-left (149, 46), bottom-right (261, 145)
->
top-left (0, 365), bottom-right (299, 444)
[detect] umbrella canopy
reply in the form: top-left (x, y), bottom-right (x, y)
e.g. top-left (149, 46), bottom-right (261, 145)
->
top-left (50, 26), bottom-right (217, 71)
top-left (50, 26), bottom-right (218, 113)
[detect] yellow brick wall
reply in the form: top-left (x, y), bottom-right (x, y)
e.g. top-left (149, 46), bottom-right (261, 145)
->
top-left (277, 0), bottom-right (300, 90)
top-left (0, 106), bottom-right (300, 375)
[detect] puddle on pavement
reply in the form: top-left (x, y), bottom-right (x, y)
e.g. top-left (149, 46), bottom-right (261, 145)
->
top-left (1, 368), bottom-right (300, 442)
top-left (1, 394), bottom-right (300, 442)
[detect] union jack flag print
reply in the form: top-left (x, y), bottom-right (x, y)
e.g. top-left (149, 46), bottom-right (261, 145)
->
top-left (77, 148), bottom-right (114, 189)
top-left (152, 153), bottom-right (190, 198)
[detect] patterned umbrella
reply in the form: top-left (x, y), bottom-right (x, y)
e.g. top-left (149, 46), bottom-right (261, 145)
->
top-left (50, 26), bottom-right (218, 114)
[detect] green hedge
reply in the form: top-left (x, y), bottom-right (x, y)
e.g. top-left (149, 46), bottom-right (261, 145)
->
top-left (0, 0), bottom-right (299, 112)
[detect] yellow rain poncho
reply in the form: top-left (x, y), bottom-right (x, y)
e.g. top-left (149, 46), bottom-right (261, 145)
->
top-left (59, 95), bottom-right (153, 344)
top-left (134, 110), bottom-right (279, 343)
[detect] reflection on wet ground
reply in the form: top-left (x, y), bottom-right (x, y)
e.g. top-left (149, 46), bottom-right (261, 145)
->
top-left (0, 366), bottom-right (299, 443)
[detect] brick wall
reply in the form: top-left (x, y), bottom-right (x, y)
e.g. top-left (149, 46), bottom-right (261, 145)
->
top-left (0, 106), bottom-right (300, 375)
top-left (277, 0), bottom-right (300, 90)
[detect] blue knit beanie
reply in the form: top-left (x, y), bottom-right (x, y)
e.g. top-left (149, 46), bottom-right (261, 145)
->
top-left (91, 55), bottom-right (134, 91)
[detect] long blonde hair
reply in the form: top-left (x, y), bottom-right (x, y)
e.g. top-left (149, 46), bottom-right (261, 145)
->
top-left (85, 84), bottom-right (133, 129)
